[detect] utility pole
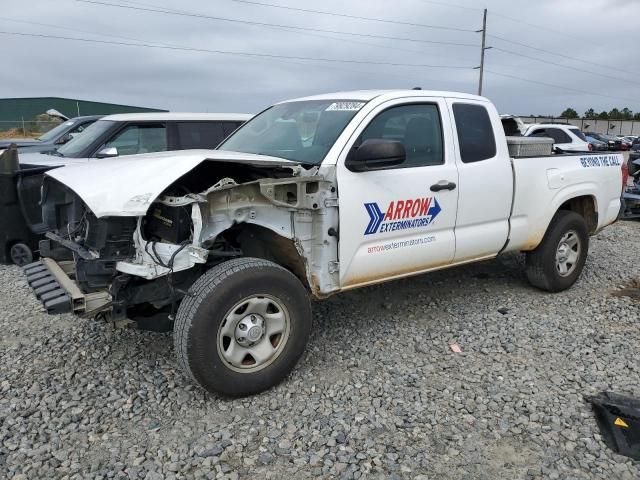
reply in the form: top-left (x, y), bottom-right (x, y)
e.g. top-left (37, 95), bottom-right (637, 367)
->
top-left (475, 8), bottom-right (490, 96)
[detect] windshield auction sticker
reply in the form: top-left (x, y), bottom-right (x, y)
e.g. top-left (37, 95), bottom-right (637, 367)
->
top-left (326, 102), bottom-right (365, 111)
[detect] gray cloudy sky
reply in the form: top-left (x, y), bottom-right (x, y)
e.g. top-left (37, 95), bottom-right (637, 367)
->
top-left (2, 0), bottom-right (639, 116)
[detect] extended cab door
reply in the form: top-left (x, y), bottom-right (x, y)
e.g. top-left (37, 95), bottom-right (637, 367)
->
top-left (446, 100), bottom-right (513, 262)
top-left (336, 98), bottom-right (459, 288)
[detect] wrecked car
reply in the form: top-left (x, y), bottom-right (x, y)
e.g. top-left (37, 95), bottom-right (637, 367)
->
top-left (25, 90), bottom-right (625, 396)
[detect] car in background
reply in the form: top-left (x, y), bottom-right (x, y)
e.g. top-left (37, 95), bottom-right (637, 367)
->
top-left (620, 137), bottom-right (634, 151)
top-left (2, 112), bottom-right (252, 265)
top-left (523, 124), bottom-right (591, 152)
top-left (585, 135), bottom-right (608, 151)
top-left (0, 116), bottom-right (101, 154)
top-left (629, 139), bottom-right (640, 175)
top-left (584, 132), bottom-right (622, 151)
top-left (19, 112), bottom-right (252, 167)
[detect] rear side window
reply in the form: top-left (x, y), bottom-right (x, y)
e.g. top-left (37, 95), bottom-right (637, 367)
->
top-left (452, 103), bottom-right (496, 163)
top-left (222, 122), bottom-right (243, 138)
top-left (545, 128), bottom-right (572, 144)
top-left (176, 122), bottom-right (226, 149)
top-left (569, 128), bottom-right (587, 141)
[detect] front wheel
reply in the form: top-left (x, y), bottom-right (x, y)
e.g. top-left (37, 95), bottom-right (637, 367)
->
top-left (525, 211), bottom-right (589, 292)
top-left (174, 258), bottom-right (312, 397)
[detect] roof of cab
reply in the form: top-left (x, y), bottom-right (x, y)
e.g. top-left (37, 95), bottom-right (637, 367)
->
top-left (100, 112), bottom-right (253, 122)
top-left (280, 90), bottom-right (489, 104)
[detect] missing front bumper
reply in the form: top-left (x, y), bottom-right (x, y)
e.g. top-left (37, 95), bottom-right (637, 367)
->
top-left (24, 258), bottom-right (111, 316)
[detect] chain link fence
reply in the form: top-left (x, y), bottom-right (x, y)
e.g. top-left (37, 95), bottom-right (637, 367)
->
top-left (0, 117), bottom-right (64, 139)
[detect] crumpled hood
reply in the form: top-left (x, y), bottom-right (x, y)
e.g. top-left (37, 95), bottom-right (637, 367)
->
top-left (45, 149), bottom-right (300, 218)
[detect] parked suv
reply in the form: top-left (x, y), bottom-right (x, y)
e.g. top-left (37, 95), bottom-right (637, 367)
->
top-left (0, 116), bottom-right (101, 154)
top-left (19, 113), bottom-right (252, 167)
top-left (524, 124), bottom-right (591, 152)
top-left (1, 112), bottom-right (252, 265)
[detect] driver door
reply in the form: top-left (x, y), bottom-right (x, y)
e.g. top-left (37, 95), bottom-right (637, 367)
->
top-left (336, 97), bottom-right (459, 288)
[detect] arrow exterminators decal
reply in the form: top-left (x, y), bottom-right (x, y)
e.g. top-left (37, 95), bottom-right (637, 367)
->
top-left (364, 196), bottom-right (441, 235)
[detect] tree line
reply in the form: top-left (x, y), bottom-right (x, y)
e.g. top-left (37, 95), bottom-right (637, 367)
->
top-left (558, 108), bottom-right (640, 120)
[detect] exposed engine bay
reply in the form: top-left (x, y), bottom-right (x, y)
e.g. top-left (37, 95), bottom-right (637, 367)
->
top-left (37, 158), bottom-right (340, 319)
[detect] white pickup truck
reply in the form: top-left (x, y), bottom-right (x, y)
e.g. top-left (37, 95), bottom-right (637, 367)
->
top-left (22, 90), bottom-right (625, 397)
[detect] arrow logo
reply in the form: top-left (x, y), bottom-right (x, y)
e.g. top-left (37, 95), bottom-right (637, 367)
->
top-left (364, 202), bottom-right (385, 235)
top-left (427, 198), bottom-right (441, 222)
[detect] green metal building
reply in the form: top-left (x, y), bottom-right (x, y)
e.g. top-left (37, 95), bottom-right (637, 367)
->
top-left (0, 97), bottom-right (167, 130)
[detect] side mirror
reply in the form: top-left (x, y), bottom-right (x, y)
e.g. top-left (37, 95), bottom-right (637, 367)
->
top-left (55, 133), bottom-right (73, 145)
top-left (345, 139), bottom-right (406, 172)
top-left (95, 147), bottom-right (119, 159)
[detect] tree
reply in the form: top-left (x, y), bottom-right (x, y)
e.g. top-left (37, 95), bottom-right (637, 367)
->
top-left (608, 108), bottom-right (621, 119)
top-left (584, 108), bottom-right (596, 119)
top-left (561, 108), bottom-right (579, 119)
top-left (634, 112), bottom-right (640, 121)
top-left (621, 108), bottom-right (633, 120)
top-left (598, 111), bottom-right (609, 119)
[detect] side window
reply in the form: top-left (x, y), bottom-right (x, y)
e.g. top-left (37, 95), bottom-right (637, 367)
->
top-left (546, 128), bottom-right (571, 144)
top-left (528, 129), bottom-right (547, 137)
top-left (452, 103), bottom-right (496, 163)
top-left (103, 123), bottom-right (167, 156)
top-left (356, 104), bottom-right (444, 168)
top-left (176, 122), bottom-right (225, 149)
top-left (69, 121), bottom-right (94, 137)
top-left (222, 122), bottom-right (243, 138)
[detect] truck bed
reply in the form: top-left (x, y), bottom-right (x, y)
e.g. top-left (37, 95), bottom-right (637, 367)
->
top-left (507, 151), bottom-right (623, 252)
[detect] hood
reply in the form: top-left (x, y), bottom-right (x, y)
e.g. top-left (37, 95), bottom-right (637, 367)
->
top-left (46, 149), bottom-right (300, 218)
top-left (18, 151), bottom-right (88, 168)
top-left (0, 138), bottom-right (42, 148)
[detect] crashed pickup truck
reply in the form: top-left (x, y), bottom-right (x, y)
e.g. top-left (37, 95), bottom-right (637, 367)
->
top-left (26, 90), bottom-right (625, 396)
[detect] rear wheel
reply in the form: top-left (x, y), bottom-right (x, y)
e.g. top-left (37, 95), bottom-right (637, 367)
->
top-left (10, 242), bottom-right (33, 266)
top-left (174, 257), bottom-right (312, 397)
top-left (525, 211), bottom-right (589, 292)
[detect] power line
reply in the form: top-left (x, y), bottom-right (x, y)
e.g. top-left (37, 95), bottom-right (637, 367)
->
top-left (0, 16), bottom-right (175, 47)
top-left (489, 11), bottom-right (583, 41)
top-left (487, 34), bottom-right (640, 77)
top-left (491, 46), bottom-right (640, 87)
top-left (74, 0), bottom-right (479, 48)
top-left (415, 0), bottom-right (481, 12)
top-left (1, 14), bottom-right (473, 64)
top-left (217, 0), bottom-right (477, 32)
top-left (485, 69), bottom-right (639, 104)
top-left (0, 30), bottom-right (473, 69)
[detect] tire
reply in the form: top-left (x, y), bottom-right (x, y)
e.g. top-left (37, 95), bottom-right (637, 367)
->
top-left (525, 210), bottom-right (589, 292)
top-left (174, 257), bottom-right (312, 397)
top-left (10, 242), bottom-right (33, 266)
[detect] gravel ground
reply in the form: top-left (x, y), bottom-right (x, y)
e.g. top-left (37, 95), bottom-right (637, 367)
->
top-left (2, 221), bottom-right (640, 480)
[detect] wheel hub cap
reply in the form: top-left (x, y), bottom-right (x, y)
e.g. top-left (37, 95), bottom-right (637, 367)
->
top-left (217, 295), bottom-right (291, 373)
top-left (235, 314), bottom-right (265, 346)
top-left (555, 230), bottom-right (580, 277)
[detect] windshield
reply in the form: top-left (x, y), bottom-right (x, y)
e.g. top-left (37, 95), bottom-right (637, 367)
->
top-left (37, 121), bottom-right (75, 142)
top-left (219, 100), bottom-right (366, 164)
top-left (569, 128), bottom-right (587, 141)
top-left (57, 120), bottom-right (115, 157)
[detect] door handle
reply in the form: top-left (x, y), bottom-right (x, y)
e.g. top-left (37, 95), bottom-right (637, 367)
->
top-left (430, 180), bottom-right (457, 192)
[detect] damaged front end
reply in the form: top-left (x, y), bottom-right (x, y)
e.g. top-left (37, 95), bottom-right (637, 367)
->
top-left (26, 154), bottom-right (340, 320)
